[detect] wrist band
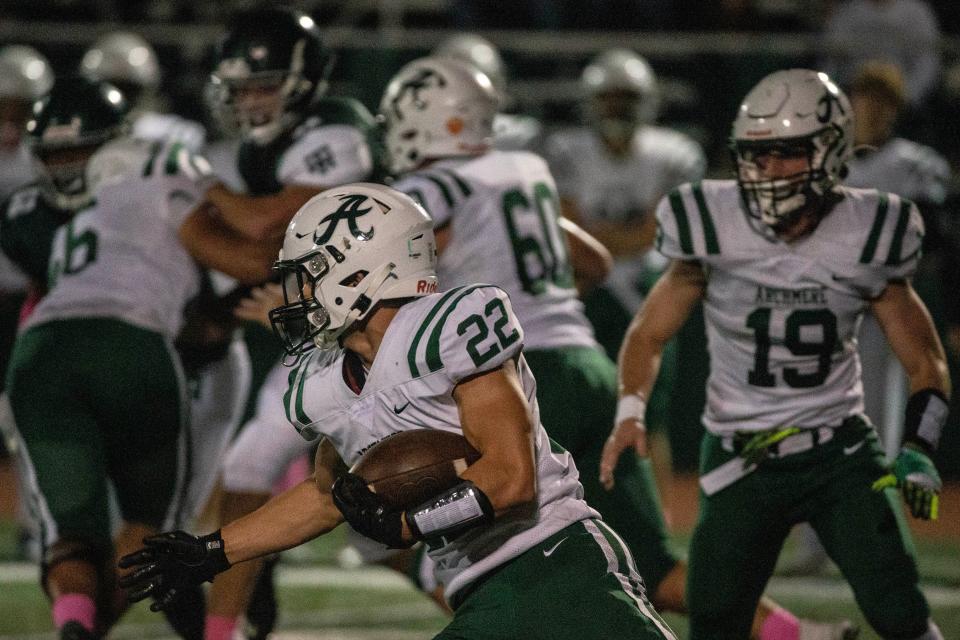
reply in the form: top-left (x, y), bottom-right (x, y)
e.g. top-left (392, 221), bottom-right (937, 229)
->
top-left (615, 393), bottom-right (647, 427)
top-left (904, 388), bottom-right (949, 452)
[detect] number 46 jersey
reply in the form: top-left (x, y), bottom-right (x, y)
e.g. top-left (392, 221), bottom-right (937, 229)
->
top-left (656, 180), bottom-right (923, 436)
top-left (286, 285), bottom-right (596, 602)
top-left (392, 150), bottom-right (597, 351)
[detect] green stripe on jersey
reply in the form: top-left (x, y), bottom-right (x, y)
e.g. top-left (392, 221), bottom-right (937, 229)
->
top-left (422, 174), bottom-right (455, 208)
top-left (142, 140), bottom-right (164, 177)
top-left (885, 197), bottom-right (913, 266)
top-left (407, 287), bottom-right (465, 378)
top-left (667, 190), bottom-right (694, 255)
top-left (283, 356), bottom-right (312, 426)
top-left (435, 168), bottom-right (472, 197)
top-left (691, 183), bottom-right (720, 255)
top-left (860, 193), bottom-right (889, 263)
top-left (164, 143), bottom-right (185, 176)
top-left (425, 285), bottom-right (487, 373)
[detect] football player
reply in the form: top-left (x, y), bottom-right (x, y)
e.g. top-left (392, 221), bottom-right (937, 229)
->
top-left (542, 49), bottom-right (705, 515)
top-left (198, 8), bottom-right (387, 640)
top-left (784, 62), bottom-right (952, 577)
top-left (118, 183), bottom-right (678, 640)
top-left (379, 56), bottom-right (854, 640)
top-left (603, 69), bottom-right (949, 640)
top-left (543, 48), bottom-right (705, 359)
top-left (4, 76), bottom-right (276, 640)
top-left (81, 31), bottom-right (207, 152)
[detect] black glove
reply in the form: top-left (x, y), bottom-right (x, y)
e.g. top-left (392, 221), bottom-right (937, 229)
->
top-left (118, 530), bottom-right (231, 612)
top-left (331, 473), bottom-right (412, 549)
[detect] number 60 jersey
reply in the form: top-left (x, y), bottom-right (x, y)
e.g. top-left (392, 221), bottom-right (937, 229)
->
top-left (392, 150), bottom-right (598, 352)
top-left (286, 285), bottom-right (597, 601)
top-left (656, 180), bottom-right (924, 436)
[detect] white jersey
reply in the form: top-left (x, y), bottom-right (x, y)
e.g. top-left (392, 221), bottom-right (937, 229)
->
top-left (656, 180), bottom-right (923, 436)
top-left (285, 285), bottom-right (596, 600)
top-left (132, 111), bottom-right (207, 152)
top-left (845, 137), bottom-right (949, 205)
top-left (24, 143), bottom-right (210, 337)
top-left (393, 151), bottom-right (596, 351)
top-left (544, 125), bottom-right (705, 312)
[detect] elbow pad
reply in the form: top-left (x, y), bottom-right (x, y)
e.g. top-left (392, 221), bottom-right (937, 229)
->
top-left (405, 480), bottom-right (494, 543)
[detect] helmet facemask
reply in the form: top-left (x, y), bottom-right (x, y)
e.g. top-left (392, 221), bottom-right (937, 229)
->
top-left (589, 88), bottom-right (645, 146)
top-left (734, 126), bottom-right (844, 229)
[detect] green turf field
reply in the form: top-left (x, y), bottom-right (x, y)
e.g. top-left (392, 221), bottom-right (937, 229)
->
top-left (0, 520), bottom-right (956, 639)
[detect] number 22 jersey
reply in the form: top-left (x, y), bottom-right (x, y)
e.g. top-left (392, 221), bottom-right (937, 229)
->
top-left (285, 285), bottom-right (597, 601)
top-left (656, 180), bottom-right (923, 436)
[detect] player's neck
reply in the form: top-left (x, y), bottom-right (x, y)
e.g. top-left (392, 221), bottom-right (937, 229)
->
top-left (773, 208), bottom-right (822, 243)
top-left (342, 306), bottom-right (400, 368)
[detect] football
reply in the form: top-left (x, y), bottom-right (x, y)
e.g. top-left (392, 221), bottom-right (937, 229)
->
top-left (351, 429), bottom-right (481, 510)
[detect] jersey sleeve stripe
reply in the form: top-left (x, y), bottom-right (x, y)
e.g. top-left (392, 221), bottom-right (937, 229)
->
top-left (691, 182), bottom-right (721, 255)
top-left (667, 190), bottom-right (694, 255)
top-left (407, 287), bottom-right (466, 378)
top-left (885, 196), bottom-right (913, 266)
top-left (421, 174), bottom-right (456, 208)
top-left (425, 285), bottom-right (487, 373)
top-left (164, 143), bottom-right (185, 176)
top-left (435, 168), bottom-right (472, 198)
top-left (142, 140), bottom-right (165, 177)
top-left (283, 356), bottom-right (311, 427)
top-left (859, 192), bottom-right (889, 264)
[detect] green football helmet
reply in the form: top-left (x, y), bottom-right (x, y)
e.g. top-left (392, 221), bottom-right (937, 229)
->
top-left (209, 7), bottom-right (330, 145)
top-left (26, 75), bottom-right (128, 210)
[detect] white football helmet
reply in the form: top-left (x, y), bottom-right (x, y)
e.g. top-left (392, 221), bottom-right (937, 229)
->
top-left (0, 45), bottom-right (54, 100)
top-left (731, 69), bottom-right (853, 228)
top-left (582, 49), bottom-right (659, 141)
top-left (379, 56), bottom-right (498, 175)
top-left (433, 33), bottom-right (507, 105)
top-left (270, 183), bottom-right (438, 355)
top-left (81, 32), bottom-right (161, 106)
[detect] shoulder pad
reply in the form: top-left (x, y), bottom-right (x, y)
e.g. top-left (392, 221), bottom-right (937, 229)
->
top-left (855, 190), bottom-right (923, 280)
top-left (406, 285), bottom-right (523, 383)
top-left (655, 181), bottom-right (723, 259)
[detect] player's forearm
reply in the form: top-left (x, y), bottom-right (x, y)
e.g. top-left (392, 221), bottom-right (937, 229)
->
top-left (205, 185), bottom-right (293, 241)
top-left (221, 478), bottom-right (340, 564)
top-left (617, 329), bottom-right (664, 401)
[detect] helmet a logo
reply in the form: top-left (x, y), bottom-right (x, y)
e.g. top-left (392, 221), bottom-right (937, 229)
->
top-left (389, 68), bottom-right (447, 120)
top-left (311, 194), bottom-right (376, 244)
top-left (816, 90), bottom-right (845, 124)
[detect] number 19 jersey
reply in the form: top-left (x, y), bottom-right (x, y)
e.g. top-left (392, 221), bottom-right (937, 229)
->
top-left (392, 150), bottom-right (597, 351)
top-left (656, 180), bottom-right (923, 436)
